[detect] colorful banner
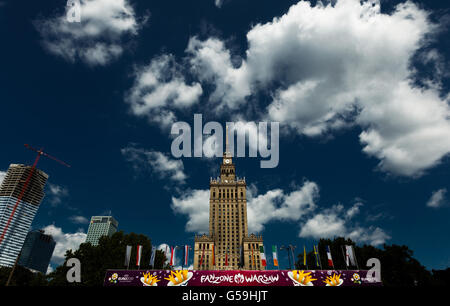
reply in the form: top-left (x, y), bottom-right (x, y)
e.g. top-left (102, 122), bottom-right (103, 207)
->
top-left (104, 270), bottom-right (381, 286)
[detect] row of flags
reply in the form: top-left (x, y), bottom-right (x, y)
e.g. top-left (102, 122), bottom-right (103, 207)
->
top-left (124, 245), bottom-right (190, 268)
top-left (123, 243), bottom-right (359, 269)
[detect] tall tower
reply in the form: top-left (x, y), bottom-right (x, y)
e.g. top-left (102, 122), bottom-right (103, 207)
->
top-left (193, 126), bottom-right (264, 270)
top-left (0, 164), bottom-right (48, 267)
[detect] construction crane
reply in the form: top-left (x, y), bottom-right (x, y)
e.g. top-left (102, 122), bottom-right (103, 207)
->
top-left (1, 144), bottom-right (70, 285)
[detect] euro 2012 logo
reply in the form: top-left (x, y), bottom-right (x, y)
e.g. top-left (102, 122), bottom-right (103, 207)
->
top-left (351, 273), bottom-right (361, 285)
top-left (108, 273), bottom-right (119, 284)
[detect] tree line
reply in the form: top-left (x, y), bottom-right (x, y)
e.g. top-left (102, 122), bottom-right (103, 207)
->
top-left (0, 233), bottom-right (449, 286)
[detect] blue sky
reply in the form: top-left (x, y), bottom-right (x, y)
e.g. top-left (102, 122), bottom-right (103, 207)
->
top-left (0, 0), bottom-right (449, 272)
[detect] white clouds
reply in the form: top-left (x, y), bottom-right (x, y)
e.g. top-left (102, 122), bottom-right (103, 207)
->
top-left (299, 203), bottom-right (390, 246)
top-left (247, 181), bottom-right (319, 232)
top-left (36, 0), bottom-right (147, 65)
top-left (43, 224), bottom-right (87, 266)
top-left (249, 0), bottom-right (450, 177)
top-left (426, 188), bottom-right (447, 208)
top-left (170, 181), bottom-right (389, 246)
top-left (121, 145), bottom-right (187, 183)
top-left (69, 215), bottom-right (89, 224)
top-left (187, 37), bottom-right (250, 111)
top-left (171, 189), bottom-right (210, 233)
top-left (127, 54), bottom-right (203, 127)
top-left (148, 0), bottom-right (450, 177)
top-left (47, 183), bottom-right (69, 207)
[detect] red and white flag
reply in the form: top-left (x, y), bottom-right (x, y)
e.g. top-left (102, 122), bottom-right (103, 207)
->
top-left (225, 247), bottom-right (229, 266)
top-left (170, 246), bottom-right (175, 266)
top-left (184, 245), bottom-right (189, 266)
top-left (136, 245), bottom-right (143, 267)
top-left (326, 245), bottom-right (334, 268)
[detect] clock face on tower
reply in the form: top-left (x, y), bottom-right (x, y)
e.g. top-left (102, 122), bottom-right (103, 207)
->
top-left (225, 159), bottom-right (230, 164)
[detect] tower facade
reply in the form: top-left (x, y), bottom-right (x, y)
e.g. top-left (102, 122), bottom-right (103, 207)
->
top-left (194, 129), bottom-right (264, 270)
top-left (18, 229), bottom-right (56, 273)
top-left (0, 164), bottom-right (48, 267)
top-left (85, 216), bottom-right (118, 246)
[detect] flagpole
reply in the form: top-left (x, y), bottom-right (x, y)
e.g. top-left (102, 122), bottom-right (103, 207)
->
top-left (317, 245), bottom-right (323, 270)
top-left (341, 245), bottom-right (348, 270)
top-left (353, 246), bottom-right (360, 270)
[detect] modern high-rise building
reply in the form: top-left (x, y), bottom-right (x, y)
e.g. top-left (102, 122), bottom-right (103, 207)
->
top-left (193, 130), bottom-right (264, 270)
top-left (85, 216), bottom-right (118, 246)
top-left (18, 229), bottom-right (55, 273)
top-left (0, 164), bottom-right (48, 267)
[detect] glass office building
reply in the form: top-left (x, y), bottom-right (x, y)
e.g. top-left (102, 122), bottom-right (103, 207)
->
top-left (18, 229), bottom-right (56, 273)
top-left (85, 216), bottom-right (118, 246)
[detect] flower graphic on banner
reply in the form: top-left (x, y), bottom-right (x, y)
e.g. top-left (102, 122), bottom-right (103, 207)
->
top-left (165, 270), bottom-right (193, 286)
top-left (351, 273), bottom-right (361, 285)
top-left (108, 273), bottom-right (119, 284)
top-left (324, 273), bottom-right (343, 286)
top-left (141, 272), bottom-right (160, 286)
top-left (287, 270), bottom-right (317, 286)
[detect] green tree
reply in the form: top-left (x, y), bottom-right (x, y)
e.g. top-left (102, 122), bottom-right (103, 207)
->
top-left (152, 249), bottom-right (170, 269)
top-left (47, 231), bottom-right (152, 286)
top-left (0, 265), bottom-right (48, 286)
top-left (295, 237), bottom-right (433, 286)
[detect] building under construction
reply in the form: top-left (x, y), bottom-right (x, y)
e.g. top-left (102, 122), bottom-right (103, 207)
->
top-left (0, 164), bottom-right (48, 267)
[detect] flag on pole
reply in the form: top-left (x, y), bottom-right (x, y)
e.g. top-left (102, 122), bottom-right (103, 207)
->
top-left (225, 246), bottom-right (229, 266)
top-left (344, 245), bottom-right (350, 266)
top-left (124, 245), bottom-right (132, 267)
top-left (169, 246), bottom-right (175, 266)
top-left (346, 245), bottom-right (356, 266)
top-left (303, 245), bottom-right (307, 267)
top-left (184, 245), bottom-right (189, 266)
top-left (260, 245), bottom-right (267, 267)
top-left (326, 245), bottom-right (334, 268)
top-left (136, 245), bottom-right (143, 267)
top-left (272, 245), bottom-right (279, 267)
top-left (239, 246), bottom-right (243, 267)
top-left (251, 244), bottom-right (255, 268)
top-left (199, 244), bottom-right (205, 267)
top-left (313, 245), bottom-right (320, 267)
top-left (150, 246), bottom-right (156, 267)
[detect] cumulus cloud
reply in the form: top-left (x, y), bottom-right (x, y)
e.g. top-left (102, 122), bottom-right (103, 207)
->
top-left (126, 54), bottom-right (202, 128)
top-left (186, 37), bottom-right (250, 111)
top-left (141, 0), bottom-right (449, 177)
top-left (426, 188), bottom-right (447, 208)
top-left (69, 215), bottom-right (90, 224)
top-left (47, 183), bottom-right (69, 207)
top-left (171, 189), bottom-right (210, 233)
top-left (254, 0), bottom-right (450, 176)
top-left (299, 203), bottom-right (390, 246)
top-left (36, 0), bottom-right (148, 66)
top-left (121, 145), bottom-right (187, 183)
top-left (170, 181), bottom-right (389, 246)
top-left (247, 181), bottom-right (319, 232)
top-left (43, 224), bottom-right (87, 266)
